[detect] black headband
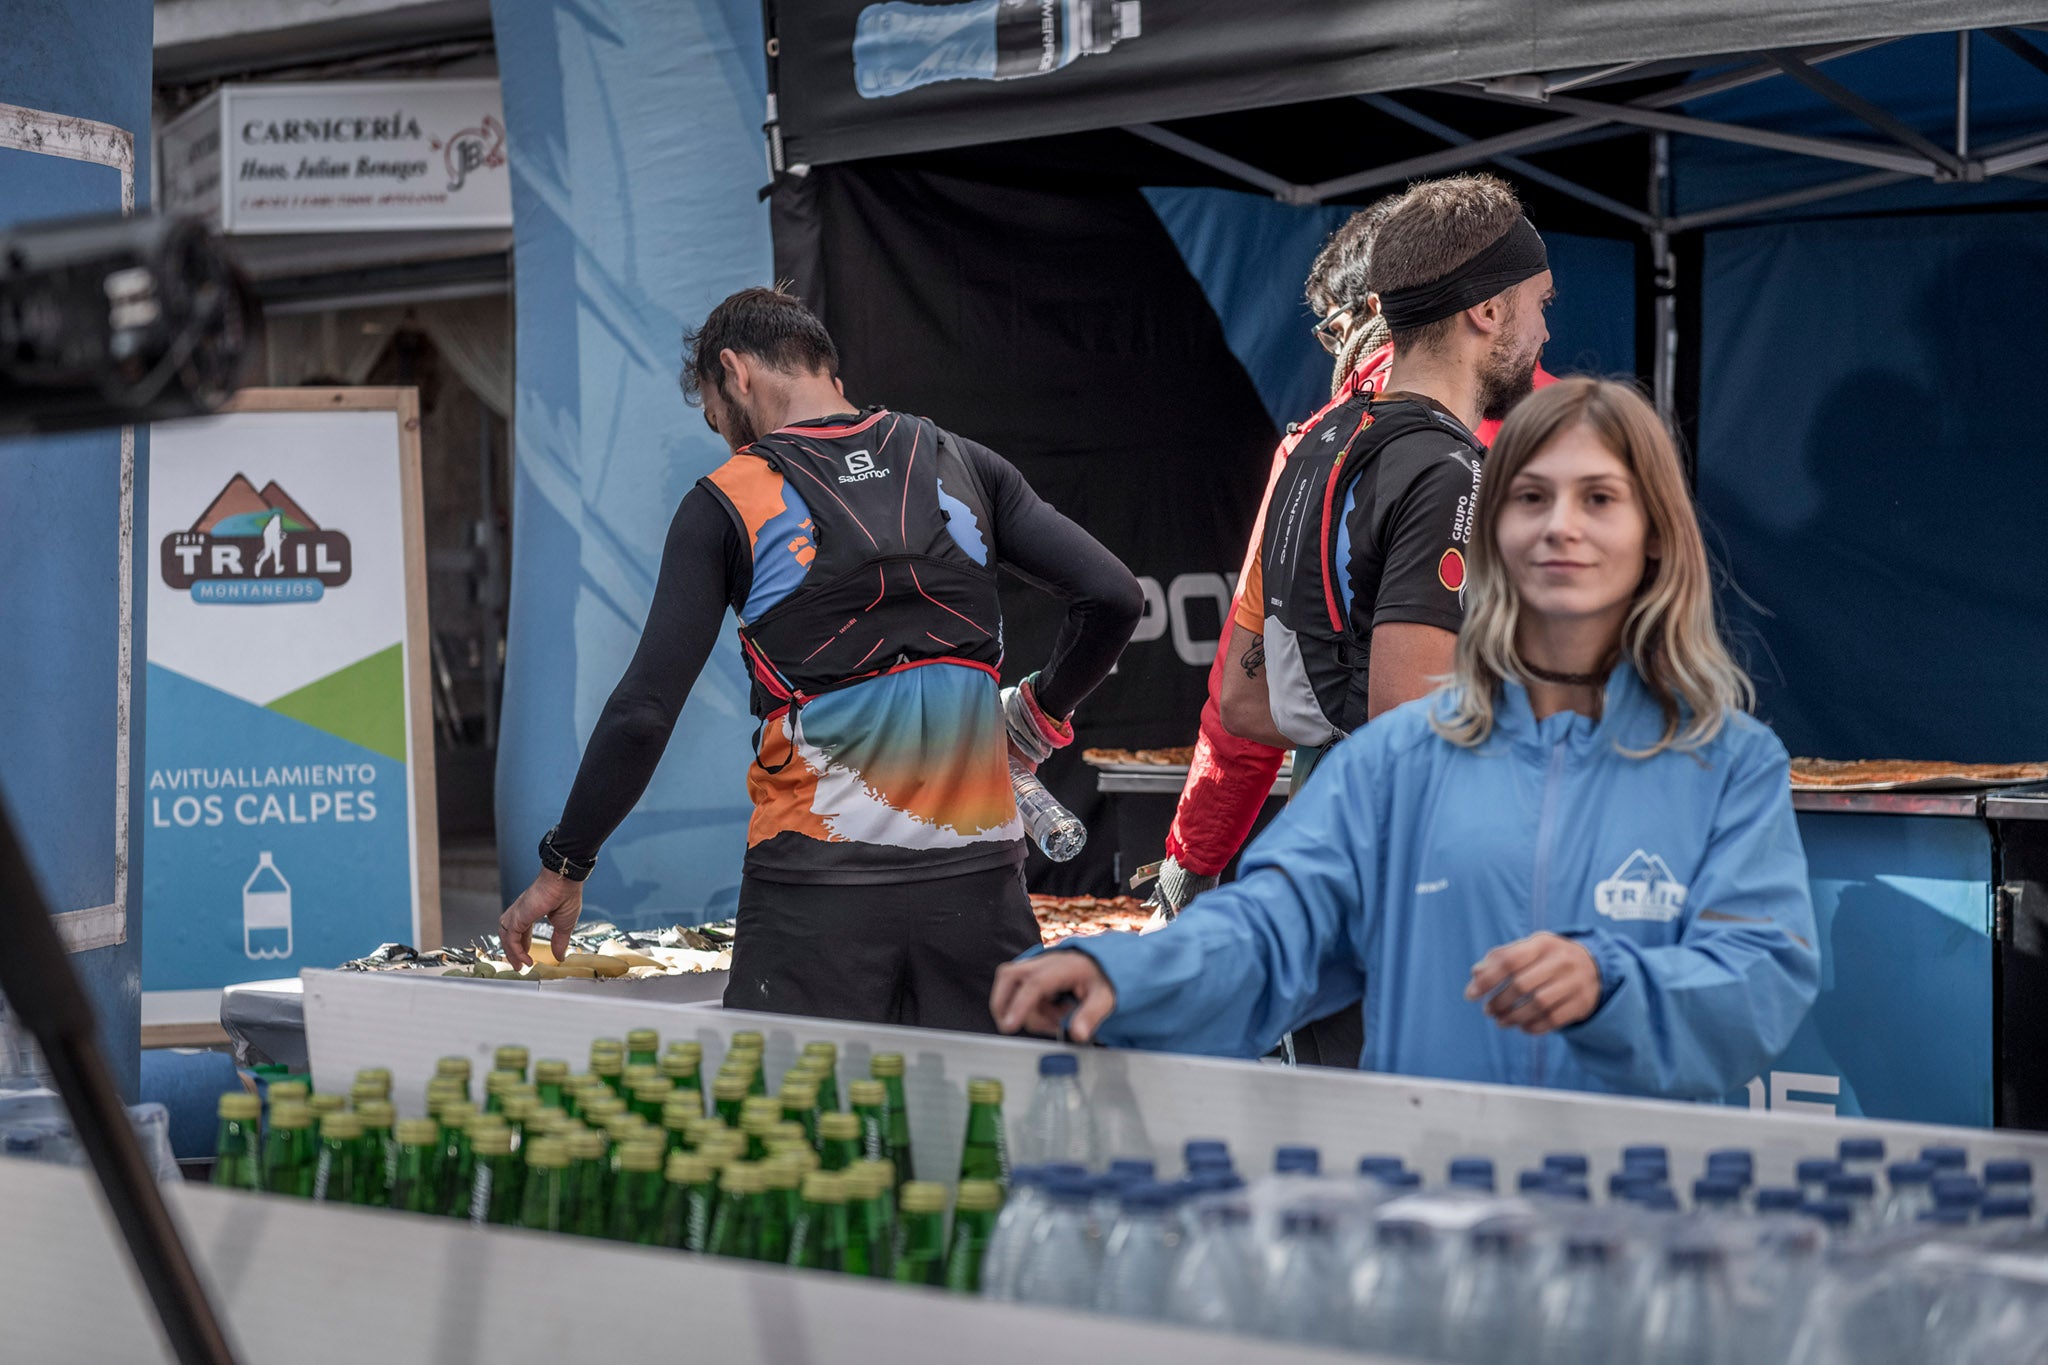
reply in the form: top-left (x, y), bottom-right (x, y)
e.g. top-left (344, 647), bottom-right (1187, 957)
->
top-left (1377, 216), bottom-right (1548, 331)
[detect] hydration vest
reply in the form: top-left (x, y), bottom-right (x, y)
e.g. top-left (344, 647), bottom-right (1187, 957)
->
top-left (1260, 393), bottom-right (1484, 747)
top-left (699, 410), bottom-right (1005, 764)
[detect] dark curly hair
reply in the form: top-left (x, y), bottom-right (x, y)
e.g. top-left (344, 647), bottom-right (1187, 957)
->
top-left (680, 286), bottom-right (839, 407)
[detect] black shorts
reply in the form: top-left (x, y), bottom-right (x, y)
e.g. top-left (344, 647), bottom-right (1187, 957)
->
top-left (724, 864), bottom-right (1043, 1033)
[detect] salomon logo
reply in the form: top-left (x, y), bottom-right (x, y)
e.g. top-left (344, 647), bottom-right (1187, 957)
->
top-left (837, 449), bottom-right (890, 484)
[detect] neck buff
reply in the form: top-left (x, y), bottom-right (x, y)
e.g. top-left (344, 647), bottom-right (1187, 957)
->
top-left (1378, 217), bottom-right (1548, 331)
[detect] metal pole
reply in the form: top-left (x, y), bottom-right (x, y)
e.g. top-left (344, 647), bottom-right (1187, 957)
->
top-left (1650, 132), bottom-right (1677, 424)
top-left (1958, 30), bottom-right (1973, 164)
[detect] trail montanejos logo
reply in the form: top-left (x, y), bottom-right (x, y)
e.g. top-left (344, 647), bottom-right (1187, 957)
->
top-left (1594, 849), bottom-right (1689, 923)
top-left (161, 473), bottom-right (353, 603)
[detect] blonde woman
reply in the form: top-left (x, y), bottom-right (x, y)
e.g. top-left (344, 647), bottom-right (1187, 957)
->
top-left (993, 378), bottom-right (1819, 1100)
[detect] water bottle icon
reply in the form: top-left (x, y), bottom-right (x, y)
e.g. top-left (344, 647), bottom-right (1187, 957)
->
top-left (853, 0), bottom-right (1142, 100)
top-left (243, 852), bottom-right (294, 960)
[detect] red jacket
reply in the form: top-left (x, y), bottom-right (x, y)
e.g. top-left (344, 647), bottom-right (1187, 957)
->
top-left (1164, 354), bottom-right (1554, 875)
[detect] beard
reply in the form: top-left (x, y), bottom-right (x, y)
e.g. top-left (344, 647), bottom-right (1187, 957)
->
top-left (1478, 332), bottom-right (1540, 424)
top-left (709, 388), bottom-right (760, 450)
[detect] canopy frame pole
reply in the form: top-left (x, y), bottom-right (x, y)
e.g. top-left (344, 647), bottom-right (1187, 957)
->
top-left (1764, 50), bottom-right (1965, 178)
top-left (1664, 171), bottom-right (1913, 233)
top-left (1958, 31), bottom-right (1973, 166)
top-left (1649, 132), bottom-right (1677, 424)
top-left (1985, 28), bottom-right (2048, 83)
top-left (1358, 94), bottom-right (1655, 228)
top-left (1121, 123), bottom-right (1303, 201)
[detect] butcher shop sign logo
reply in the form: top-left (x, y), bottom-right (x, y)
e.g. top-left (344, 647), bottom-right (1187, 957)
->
top-left (161, 473), bottom-right (352, 604)
top-left (432, 114), bottom-right (506, 192)
top-left (1594, 850), bottom-right (1687, 923)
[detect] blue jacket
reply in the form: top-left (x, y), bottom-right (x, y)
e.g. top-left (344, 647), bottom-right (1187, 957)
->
top-left (1068, 665), bottom-right (1820, 1100)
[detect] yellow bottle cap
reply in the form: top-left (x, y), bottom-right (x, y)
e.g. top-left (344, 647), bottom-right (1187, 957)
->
top-left (966, 1078), bottom-right (1003, 1106)
top-left (632, 1079), bottom-right (675, 1102)
top-left (664, 1041), bottom-right (704, 1061)
top-left (802, 1041), bottom-right (838, 1063)
top-left (472, 1127), bottom-right (514, 1158)
top-left (592, 1054), bottom-right (623, 1078)
top-left (899, 1181), bottom-right (947, 1215)
top-left (661, 1055), bottom-right (700, 1081)
top-left (534, 1060), bottom-right (569, 1084)
top-left (712, 1076), bottom-right (750, 1102)
top-left (356, 1101), bottom-right (395, 1127)
top-left (666, 1152), bottom-right (714, 1185)
top-left (864, 1158), bottom-right (898, 1188)
top-left (492, 1046), bottom-right (528, 1070)
top-left (728, 1030), bottom-right (766, 1052)
top-left (741, 1095), bottom-right (783, 1120)
top-left (524, 1137), bottom-right (570, 1169)
top-left (349, 1081), bottom-right (385, 1105)
top-left (869, 1053), bottom-right (905, 1079)
top-left (321, 1112), bottom-right (364, 1140)
top-left (396, 1118), bottom-right (441, 1147)
top-left (583, 1093), bottom-right (626, 1119)
top-left (307, 1093), bottom-right (347, 1117)
top-left (818, 1112), bottom-right (861, 1141)
top-left (353, 1067), bottom-right (392, 1090)
top-left (801, 1170), bottom-right (848, 1203)
top-left (604, 1114), bottom-right (648, 1141)
top-left (782, 1064), bottom-right (821, 1089)
top-left (623, 1063), bottom-right (661, 1087)
top-left (620, 1141), bottom-right (665, 1174)
top-left (843, 1163), bottom-right (887, 1199)
top-left (741, 1111), bottom-right (780, 1138)
top-left (440, 1102), bottom-right (480, 1128)
top-left (590, 1036), bottom-right (625, 1055)
top-left (569, 1128), bottom-right (609, 1161)
top-left (626, 1029), bottom-right (660, 1051)
top-left (955, 1180), bottom-right (1004, 1213)
top-left (762, 1158), bottom-right (803, 1190)
top-left (484, 1069), bottom-right (521, 1094)
top-left (770, 1144), bottom-right (820, 1172)
top-left (268, 1081), bottom-right (310, 1105)
top-left (846, 1079), bottom-right (886, 1107)
top-left (218, 1092), bottom-right (260, 1122)
top-left (268, 1103), bottom-right (313, 1130)
top-left (663, 1097), bottom-right (702, 1127)
top-left (780, 1082), bottom-right (819, 1109)
top-left (435, 1056), bottom-right (472, 1078)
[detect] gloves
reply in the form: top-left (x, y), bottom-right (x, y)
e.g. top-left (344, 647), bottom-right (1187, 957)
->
top-left (1141, 854), bottom-right (1219, 927)
top-left (1000, 673), bottom-right (1073, 769)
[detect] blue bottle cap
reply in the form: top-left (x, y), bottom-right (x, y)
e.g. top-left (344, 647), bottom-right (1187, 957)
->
top-left (1449, 1171), bottom-right (1496, 1192)
top-left (1825, 1173), bottom-right (1876, 1199)
top-left (1182, 1139), bottom-right (1229, 1162)
top-left (1007, 1165), bottom-right (1044, 1188)
top-left (1755, 1187), bottom-right (1804, 1212)
top-left (1608, 1170), bottom-right (1657, 1197)
top-left (1042, 1162), bottom-right (1089, 1181)
top-left (1448, 1157), bottom-right (1495, 1178)
top-left (1796, 1158), bottom-right (1843, 1184)
top-left (1045, 1175), bottom-right (1095, 1203)
top-left (1274, 1145), bottom-right (1320, 1175)
top-left (1037, 1053), bottom-right (1079, 1076)
top-left (1358, 1155), bottom-right (1406, 1177)
top-left (1184, 1170), bottom-right (1244, 1195)
top-left (1519, 1170), bottom-right (1555, 1193)
top-left (1801, 1200), bottom-right (1853, 1228)
top-left (1919, 1206), bottom-right (1972, 1226)
top-left (1623, 1145), bottom-right (1668, 1165)
top-left (1109, 1158), bottom-right (1156, 1181)
top-left (1932, 1175), bottom-right (1984, 1207)
top-left (1705, 1148), bottom-right (1754, 1172)
top-left (1693, 1176), bottom-right (1742, 1203)
top-left (1887, 1160), bottom-right (1934, 1187)
top-left (1631, 1187), bottom-right (1681, 1212)
top-left (1984, 1159), bottom-right (2033, 1186)
top-left (1980, 1196), bottom-right (2033, 1220)
top-left (1543, 1153), bottom-right (1590, 1175)
top-left (1837, 1137), bottom-right (1884, 1162)
top-left (1187, 1153), bottom-right (1235, 1174)
top-left (1921, 1144), bottom-right (1968, 1170)
top-left (1376, 1170), bottom-right (1423, 1192)
top-left (1119, 1180), bottom-right (1176, 1211)
top-left (1550, 1181), bottom-right (1591, 1202)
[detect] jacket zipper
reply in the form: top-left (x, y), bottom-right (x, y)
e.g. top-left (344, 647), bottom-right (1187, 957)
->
top-left (1528, 739), bottom-right (1569, 1087)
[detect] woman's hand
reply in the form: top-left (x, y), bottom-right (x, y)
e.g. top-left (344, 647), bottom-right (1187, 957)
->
top-left (1465, 932), bottom-right (1601, 1034)
top-left (990, 952), bottom-right (1118, 1042)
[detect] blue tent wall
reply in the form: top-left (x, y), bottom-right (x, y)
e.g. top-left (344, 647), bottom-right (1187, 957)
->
top-left (0, 0), bottom-right (154, 1096)
top-left (490, 0), bottom-right (773, 927)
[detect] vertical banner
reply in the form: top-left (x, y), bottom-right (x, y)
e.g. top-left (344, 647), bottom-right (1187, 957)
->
top-left (142, 390), bottom-right (439, 1036)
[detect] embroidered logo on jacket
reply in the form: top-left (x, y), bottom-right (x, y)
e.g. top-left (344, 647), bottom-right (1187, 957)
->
top-left (1594, 850), bottom-right (1688, 922)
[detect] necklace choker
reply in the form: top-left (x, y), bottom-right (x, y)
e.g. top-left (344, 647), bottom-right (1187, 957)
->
top-left (1521, 659), bottom-right (1613, 688)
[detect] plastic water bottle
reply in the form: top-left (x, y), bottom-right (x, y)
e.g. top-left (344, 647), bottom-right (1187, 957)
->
top-left (978, 1165), bottom-right (1045, 1299)
top-left (1694, 1176), bottom-right (1744, 1213)
top-left (1931, 1174), bottom-right (1983, 1215)
top-left (1437, 1220), bottom-right (1531, 1364)
top-left (1009, 757), bottom-right (1086, 862)
top-left (1011, 1175), bottom-right (1097, 1305)
top-left (852, 0), bottom-right (1143, 101)
top-left (1824, 1172), bottom-right (1878, 1230)
top-left (1755, 1187), bottom-right (1805, 1219)
top-left (1982, 1159), bottom-right (2032, 1201)
top-left (1344, 1217), bottom-right (1438, 1355)
top-left (1837, 1137), bottom-right (1885, 1179)
top-left (1797, 1157), bottom-right (1843, 1203)
top-left (1095, 1181), bottom-right (1181, 1319)
top-left (1533, 1232), bottom-right (1623, 1365)
top-left (1638, 1238), bottom-right (1734, 1365)
top-left (1016, 1053), bottom-right (1097, 1167)
top-left (1881, 1161), bottom-right (1935, 1227)
top-left (1260, 1207), bottom-right (1341, 1344)
top-left (1162, 1179), bottom-right (1257, 1332)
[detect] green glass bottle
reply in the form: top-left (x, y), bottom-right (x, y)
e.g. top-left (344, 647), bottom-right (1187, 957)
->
top-left (870, 1054), bottom-right (913, 1185)
top-left (434, 1103), bottom-right (479, 1216)
top-left (260, 1101), bottom-right (314, 1197)
top-left (389, 1118), bottom-right (442, 1213)
top-left (492, 1045), bottom-right (529, 1083)
top-left (958, 1078), bottom-right (1008, 1186)
top-left (891, 1181), bottom-right (948, 1286)
top-left (533, 1059), bottom-right (569, 1110)
top-left (608, 1141), bottom-right (668, 1245)
top-left (846, 1080), bottom-right (889, 1164)
top-left (707, 1163), bottom-right (763, 1259)
top-left (787, 1170), bottom-right (851, 1272)
top-left (566, 1127), bottom-right (611, 1236)
top-left (856, 1159), bottom-right (898, 1275)
top-left (591, 1049), bottom-right (625, 1097)
top-left (661, 1152), bottom-right (719, 1253)
top-left (800, 1042), bottom-right (841, 1113)
top-left (482, 1068), bottom-right (520, 1115)
top-left (943, 1180), bottom-right (1004, 1293)
top-left (630, 1078), bottom-right (674, 1127)
top-left (780, 1080), bottom-right (821, 1150)
top-left (740, 1100), bottom-right (782, 1160)
top-left (757, 1158), bottom-right (801, 1263)
top-left (434, 1055), bottom-right (472, 1103)
top-left (353, 1067), bottom-right (392, 1100)
top-left (355, 1099), bottom-right (397, 1206)
top-left (661, 1097), bottom-right (699, 1158)
top-left (660, 1043), bottom-right (703, 1100)
top-left (307, 1091), bottom-right (347, 1124)
top-left (626, 1028), bottom-right (660, 1070)
top-left (519, 1136), bottom-right (572, 1233)
top-left (209, 1092), bottom-right (262, 1191)
top-left (425, 1079), bottom-right (466, 1126)
top-left (581, 1092), bottom-right (627, 1132)
top-left (711, 1074), bottom-right (749, 1129)
top-left (817, 1111), bottom-right (862, 1172)
top-left (501, 1093), bottom-right (540, 1147)
top-left (311, 1112), bottom-right (364, 1204)
top-left (467, 1125), bottom-right (521, 1224)
top-left (839, 1163), bottom-right (876, 1277)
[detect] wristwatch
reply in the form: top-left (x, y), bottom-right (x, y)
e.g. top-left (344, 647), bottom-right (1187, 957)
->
top-left (537, 826), bottom-right (597, 882)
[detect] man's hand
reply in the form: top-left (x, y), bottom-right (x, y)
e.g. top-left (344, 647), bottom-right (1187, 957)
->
top-left (1465, 932), bottom-right (1602, 1035)
top-left (499, 870), bottom-right (583, 970)
top-left (991, 952), bottom-right (1118, 1043)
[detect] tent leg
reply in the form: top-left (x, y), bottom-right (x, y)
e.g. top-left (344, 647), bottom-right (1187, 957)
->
top-left (1650, 133), bottom-right (1677, 424)
top-left (1958, 31), bottom-right (1972, 164)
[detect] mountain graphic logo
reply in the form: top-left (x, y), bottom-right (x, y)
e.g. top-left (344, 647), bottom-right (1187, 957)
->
top-left (1594, 849), bottom-right (1688, 923)
top-left (161, 473), bottom-right (353, 604)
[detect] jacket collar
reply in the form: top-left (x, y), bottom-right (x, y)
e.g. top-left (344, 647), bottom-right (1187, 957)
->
top-left (1492, 659), bottom-right (1664, 756)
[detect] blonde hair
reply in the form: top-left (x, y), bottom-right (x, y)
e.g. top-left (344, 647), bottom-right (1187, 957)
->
top-left (1432, 377), bottom-right (1752, 756)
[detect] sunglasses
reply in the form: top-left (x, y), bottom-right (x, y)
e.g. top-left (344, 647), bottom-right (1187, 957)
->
top-left (1313, 307), bottom-right (1353, 356)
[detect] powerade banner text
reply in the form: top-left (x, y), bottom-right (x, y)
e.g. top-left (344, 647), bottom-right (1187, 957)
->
top-left (143, 402), bottom-right (428, 1023)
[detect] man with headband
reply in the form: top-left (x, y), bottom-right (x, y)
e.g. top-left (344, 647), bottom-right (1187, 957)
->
top-left (1218, 173), bottom-right (1553, 1066)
